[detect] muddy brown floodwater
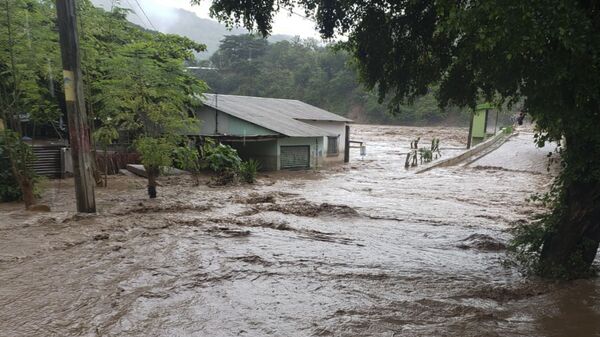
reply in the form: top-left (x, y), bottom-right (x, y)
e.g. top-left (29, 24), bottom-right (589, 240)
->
top-left (1, 124), bottom-right (599, 337)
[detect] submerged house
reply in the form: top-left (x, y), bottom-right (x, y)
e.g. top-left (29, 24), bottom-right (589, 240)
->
top-left (195, 94), bottom-right (352, 170)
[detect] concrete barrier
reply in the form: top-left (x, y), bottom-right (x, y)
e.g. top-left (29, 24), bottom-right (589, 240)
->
top-left (416, 130), bottom-right (517, 174)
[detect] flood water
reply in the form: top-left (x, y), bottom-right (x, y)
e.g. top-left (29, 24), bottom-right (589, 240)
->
top-left (1, 124), bottom-right (599, 337)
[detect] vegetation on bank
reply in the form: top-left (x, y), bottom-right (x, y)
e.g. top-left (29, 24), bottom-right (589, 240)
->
top-left (191, 34), bottom-right (475, 126)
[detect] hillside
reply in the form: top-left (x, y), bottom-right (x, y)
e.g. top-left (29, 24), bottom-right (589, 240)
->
top-left (90, 0), bottom-right (292, 58)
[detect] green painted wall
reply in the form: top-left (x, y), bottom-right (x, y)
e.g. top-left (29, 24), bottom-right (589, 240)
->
top-left (472, 110), bottom-right (487, 138)
top-left (226, 115), bottom-right (278, 136)
top-left (195, 106), bottom-right (278, 136)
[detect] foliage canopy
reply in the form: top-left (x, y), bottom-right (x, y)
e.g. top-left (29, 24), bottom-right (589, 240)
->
top-left (1, 0), bottom-right (208, 199)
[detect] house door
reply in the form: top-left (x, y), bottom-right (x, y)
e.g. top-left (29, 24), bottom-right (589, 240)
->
top-left (280, 145), bottom-right (310, 169)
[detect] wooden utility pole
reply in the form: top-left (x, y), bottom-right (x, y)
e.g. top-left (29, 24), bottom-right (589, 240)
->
top-left (56, 0), bottom-right (96, 213)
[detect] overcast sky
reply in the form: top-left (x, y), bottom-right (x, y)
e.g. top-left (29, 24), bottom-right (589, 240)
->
top-left (123, 0), bottom-right (320, 38)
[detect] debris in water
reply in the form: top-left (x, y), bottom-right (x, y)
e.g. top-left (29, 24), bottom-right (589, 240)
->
top-left (457, 234), bottom-right (506, 251)
top-left (252, 200), bottom-right (359, 217)
top-left (28, 204), bottom-right (51, 212)
top-left (36, 217), bottom-right (57, 225)
top-left (112, 202), bottom-right (212, 215)
top-left (457, 282), bottom-right (554, 303)
top-left (93, 233), bottom-right (109, 241)
top-left (228, 255), bottom-right (273, 266)
top-left (234, 192), bottom-right (277, 204)
top-left (209, 217), bottom-right (292, 231)
top-left (205, 226), bottom-right (251, 237)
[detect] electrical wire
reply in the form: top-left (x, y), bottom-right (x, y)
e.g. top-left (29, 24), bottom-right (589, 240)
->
top-left (290, 9), bottom-right (316, 23)
top-left (123, 0), bottom-right (151, 30)
top-left (132, 0), bottom-right (157, 31)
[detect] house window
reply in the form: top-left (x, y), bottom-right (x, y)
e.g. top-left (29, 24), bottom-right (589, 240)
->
top-left (327, 136), bottom-right (339, 155)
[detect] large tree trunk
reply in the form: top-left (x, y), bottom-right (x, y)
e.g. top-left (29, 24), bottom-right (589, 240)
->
top-left (539, 135), bottom-right (600, 278)
top-left (146, 165), bottom-right (159, 198)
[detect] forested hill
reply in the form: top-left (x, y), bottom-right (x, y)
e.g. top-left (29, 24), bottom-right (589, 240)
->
top-left (191, 35), bottom-right (472, 126)
top-left (90, 0), bottom-right (292, 59)
top-left (87, 1), bottom-right (472, 125)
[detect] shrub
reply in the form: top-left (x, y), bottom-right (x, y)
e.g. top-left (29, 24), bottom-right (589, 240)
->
top-left (200, 138), bottom-right (242, 185)
top-left (173, 144), bottom-right (201, 185)
top-left (239, 159), bottom-right (260, 183)
top-left (418, 148), bottom-right (433, 163)
top-left (0, 130), bottom-right (38, 206)
top-left (0, 156), bottom-right (21, 202)
top-left (201, 139), bottom-right (242, 173)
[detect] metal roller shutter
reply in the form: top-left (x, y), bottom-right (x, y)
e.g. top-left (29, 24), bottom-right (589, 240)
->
top-left (30, 145), bottom-right (63, 178)
top-left (280, 145), bottom-right (310, 169)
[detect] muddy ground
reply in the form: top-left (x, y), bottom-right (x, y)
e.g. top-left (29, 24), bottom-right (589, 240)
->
top-left (1, 124), bottom-right (599, 337)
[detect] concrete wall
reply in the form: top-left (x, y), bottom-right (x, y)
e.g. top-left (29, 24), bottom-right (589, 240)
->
top-left (300, 120), bottom-right (347, 164)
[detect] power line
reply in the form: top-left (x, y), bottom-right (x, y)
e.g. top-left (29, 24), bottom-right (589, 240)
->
top-left (291, 10), bottom-right (316, 23)
top-left (123, 0), bottom-right (148, 29)
top-left (132, 0), bottom-right (157, 31)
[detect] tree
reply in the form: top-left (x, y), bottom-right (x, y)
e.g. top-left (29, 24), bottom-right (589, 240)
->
top-left (193, 34), bottom-right (467, 125)
top-left (0, 130), bottom-right (37, 207)
top-left (1, 0), bottom-right (207, 201)
top-left (93, 34), bottom-right (206, 198)
top-left (0, 0), bottom-right (61, 207)
top-left (199, 0), bottom-right (600, 278)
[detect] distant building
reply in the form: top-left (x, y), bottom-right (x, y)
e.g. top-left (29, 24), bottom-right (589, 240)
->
top-left (195, 94), bottom-right (352, 170)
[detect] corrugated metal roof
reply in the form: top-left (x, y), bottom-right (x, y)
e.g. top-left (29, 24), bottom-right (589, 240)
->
top-left (201, 94), bottom-right (351, 137)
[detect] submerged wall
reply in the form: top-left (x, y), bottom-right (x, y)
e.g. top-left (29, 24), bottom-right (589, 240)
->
top-left (277, 137), bottom-right (323, 170)
top-left (300, 121), bottom-right (347, 164)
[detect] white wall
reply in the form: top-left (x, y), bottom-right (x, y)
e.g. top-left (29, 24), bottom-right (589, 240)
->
top-left (300, 121), bottom-right (347, 163)
top-left (277, 137), bottom-right (323, 169)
